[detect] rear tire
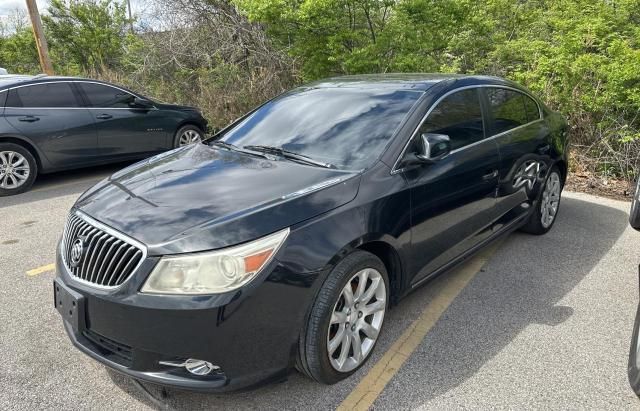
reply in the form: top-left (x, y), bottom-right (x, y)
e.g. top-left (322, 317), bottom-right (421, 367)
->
top-left (0, 143), bottom-right (37, 196)
top-left (297, 250), bottom-right (389, 384)
top-left (521, 165), bottom-right (562, 235)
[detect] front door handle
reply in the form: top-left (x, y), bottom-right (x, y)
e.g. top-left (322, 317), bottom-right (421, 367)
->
top-left (482, 170), bottom-right (499, 181)
top-left (96, 114), bottom-right (113, 120)
top-left (18, 116), bottom-right (39, 122)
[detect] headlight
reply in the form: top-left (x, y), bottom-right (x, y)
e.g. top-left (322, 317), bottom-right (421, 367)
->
top-left (141, 228), bottom-right (289, 295)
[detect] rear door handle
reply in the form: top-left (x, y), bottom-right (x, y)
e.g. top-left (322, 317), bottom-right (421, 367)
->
top-left (96, 114), bottom-right (113, 120)
top-left (482, 170), bottom-right (499, 181)
top-left (18, 116), bottom-right (39, 122)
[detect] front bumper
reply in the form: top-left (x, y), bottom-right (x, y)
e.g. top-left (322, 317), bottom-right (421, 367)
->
top-left (54, 251), bottom-right (320, 392)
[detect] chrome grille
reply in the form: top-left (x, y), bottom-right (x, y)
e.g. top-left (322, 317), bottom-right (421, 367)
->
top-left (62, 212), bottom-right (145, 288)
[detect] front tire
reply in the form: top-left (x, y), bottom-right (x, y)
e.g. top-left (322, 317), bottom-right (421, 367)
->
top-left (0, 143), bottom-right (37, 196)
top-left (297, 250), bottom-right (389, 384)
top-left (173, 125), bottom-right (204, 148)
top-left (521, 166), bottom-right (563, 235)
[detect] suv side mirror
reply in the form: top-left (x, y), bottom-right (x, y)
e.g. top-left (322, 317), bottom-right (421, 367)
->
top-left (130, 97), bottom-right (154, 109)
top-left (630, 180), bottom-right (640, 230)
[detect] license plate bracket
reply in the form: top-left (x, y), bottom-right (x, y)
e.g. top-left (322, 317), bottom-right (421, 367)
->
top-left (53, 278), bottom-right (86, 332)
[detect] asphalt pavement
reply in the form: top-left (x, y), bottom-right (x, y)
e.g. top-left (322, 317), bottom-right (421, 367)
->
top-left (1, 164), bottom-right (639, 410)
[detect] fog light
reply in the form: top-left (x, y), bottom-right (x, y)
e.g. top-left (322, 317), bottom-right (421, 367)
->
top-left (159, 358), bottom-right (220, 375)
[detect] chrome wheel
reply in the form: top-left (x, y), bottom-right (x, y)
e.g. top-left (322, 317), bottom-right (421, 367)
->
top-left (178, 129), bottom-right (202, 146)
top-left (0, 151), bottom-right (30, 189)
top-left (327, 268), bottom-right (386, 372)
top-left (540, 171), bottom-right (560, 228)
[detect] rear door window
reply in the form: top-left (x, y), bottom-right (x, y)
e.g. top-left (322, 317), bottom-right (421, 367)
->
top-left (77, 82), bottom-right (134, 108)
top-left (486, 88), bottom-right (529, 135)
top-left (6, 83), bottom-right (81, 108)
top-left (418, 88), bottom-right (485, 151)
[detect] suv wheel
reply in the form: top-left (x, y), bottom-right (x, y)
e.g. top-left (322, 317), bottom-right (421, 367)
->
top-left (297, 250), bottom-right (389, 384)
top-left (0, 143), bottom-right (37, 196)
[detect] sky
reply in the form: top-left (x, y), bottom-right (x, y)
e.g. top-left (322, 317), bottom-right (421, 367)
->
top-left (0, 0), bottom-right (48, 19)
top-left (0, 0), bottom-right (149, 27)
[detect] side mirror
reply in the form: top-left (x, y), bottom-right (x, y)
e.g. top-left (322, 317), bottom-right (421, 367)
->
top-left (130, 97), bottom-right (154, 109)
top-left (630, 180), bottom-right (640, 230)
top-left (405, 133), bottom-right (451, 166)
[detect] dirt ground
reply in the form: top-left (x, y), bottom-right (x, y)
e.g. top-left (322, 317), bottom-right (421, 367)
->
top-left (565, 172), bottom-right (635, 202)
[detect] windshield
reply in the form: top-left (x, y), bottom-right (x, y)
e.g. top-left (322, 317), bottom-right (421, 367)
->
top-left (218, 87), bottom-right (422, 170)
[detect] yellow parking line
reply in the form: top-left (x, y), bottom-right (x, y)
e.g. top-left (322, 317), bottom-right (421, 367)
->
top-left (26, 263), bottom-right (55, 276)
top-left (338, 242), bottom-right (501, 411)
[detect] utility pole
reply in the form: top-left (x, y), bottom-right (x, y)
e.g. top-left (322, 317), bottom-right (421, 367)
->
top-left (126, 0), bottom-right (134, 34)
top-left (25, 0), bottom-right (54, 75)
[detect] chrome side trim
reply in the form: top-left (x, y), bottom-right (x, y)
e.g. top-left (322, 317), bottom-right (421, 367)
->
top-left (61, 210), bottom-right (148, 291)
top-left (391, 84), bottom-right (544, 174)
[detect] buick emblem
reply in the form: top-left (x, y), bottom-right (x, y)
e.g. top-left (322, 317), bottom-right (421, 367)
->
top-left (70, 237), bottom-right (86, 267)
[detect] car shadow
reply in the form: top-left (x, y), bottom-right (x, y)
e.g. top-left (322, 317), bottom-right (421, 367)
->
top-left (105, 196), bottom-right (628, 410)
top-left (373, 196), bottom-right (630, 407)
top-left (0, 162), bottom-right (134, 210)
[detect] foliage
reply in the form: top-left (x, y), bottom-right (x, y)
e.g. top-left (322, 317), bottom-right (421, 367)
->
top-left (43, 0), bottom-right (136, 74)
top-left (0, 0), bottom-right (639, 179)
top-left (233, 0), bottom-right (640, 179)
top-left (0, 27), bottom-right (40, 74)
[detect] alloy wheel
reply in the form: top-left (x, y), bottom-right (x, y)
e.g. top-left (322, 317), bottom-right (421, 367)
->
top-left (179, 129), bottom-right (202, 146)
top-left (0, 151), bottom-right (30, 189)
top-left (540, 171), bottom-right (560, 228)
top-left (327, 268), bottom-right (386, 372)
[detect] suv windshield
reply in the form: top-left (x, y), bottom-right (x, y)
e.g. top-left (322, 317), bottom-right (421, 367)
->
top-left (218, 87), bottom-right (421, 170)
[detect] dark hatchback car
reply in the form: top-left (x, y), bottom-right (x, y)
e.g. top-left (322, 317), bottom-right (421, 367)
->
top-left (0, 75), bottom-right (207, 196)
top-left (53, 74), bottom-right (569, 391)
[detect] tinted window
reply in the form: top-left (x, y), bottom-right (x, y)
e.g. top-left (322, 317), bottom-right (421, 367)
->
top-left (220, 88), bottom-right (421, 169)
top-left (487, 88), bottom-right (529, 134)
top-left (6, 83), bottom-right (80, 108)
top-left (78, 82), bottom-right (134, 108)
top-left (418, 88), bottom-right (484, 151)
top-left (523, 94), bottom-right (540, 122)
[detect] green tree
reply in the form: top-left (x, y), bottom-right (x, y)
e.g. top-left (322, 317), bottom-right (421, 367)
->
top-left (43, 0), bottom-right (135, 73)
top-left (0, 27), bottom-right (40, 74)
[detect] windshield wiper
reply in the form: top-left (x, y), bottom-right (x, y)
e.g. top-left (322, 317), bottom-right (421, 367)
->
top-left (211, 141), bottom-right (273, 159)
top-left (243, 145), bottom-right (336, 169)
top-left (211, 140), bottom-right (238, 150)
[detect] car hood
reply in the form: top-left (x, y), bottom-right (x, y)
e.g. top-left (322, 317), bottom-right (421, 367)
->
top-left (75, 144), bottom-right (360, 255)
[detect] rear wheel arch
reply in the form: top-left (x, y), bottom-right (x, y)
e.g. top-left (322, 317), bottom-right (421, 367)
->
top-left (0, 136), bottom-right (42, 172)
top-left (555, 159), bottom-right (568, 185)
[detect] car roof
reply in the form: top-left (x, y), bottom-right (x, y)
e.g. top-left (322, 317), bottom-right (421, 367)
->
top-left (302, 73), bottom-right (520, 92)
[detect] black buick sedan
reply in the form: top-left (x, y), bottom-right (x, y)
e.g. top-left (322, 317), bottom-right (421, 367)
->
top-left (0, 75), bottom-right (207, 196)
top-left (53, 74), bottom-right (569, 391)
